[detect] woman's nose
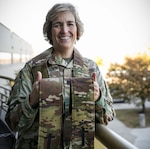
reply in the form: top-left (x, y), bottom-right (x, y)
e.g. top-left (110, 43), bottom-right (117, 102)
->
top-left (61, 24), bottom-right (68, 33)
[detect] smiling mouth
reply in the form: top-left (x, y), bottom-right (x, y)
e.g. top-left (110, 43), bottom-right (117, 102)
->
top-left (59, 36), bottom-right (70, 40)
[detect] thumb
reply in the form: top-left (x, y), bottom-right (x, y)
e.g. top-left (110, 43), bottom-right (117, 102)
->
top-left (37, 71), bottom-right (42, 81)
top-left (92, 72), bottom-right (97, 82)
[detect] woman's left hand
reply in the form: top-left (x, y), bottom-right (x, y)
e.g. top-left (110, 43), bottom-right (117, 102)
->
top-left (94, 81), bottom-right (101, 101)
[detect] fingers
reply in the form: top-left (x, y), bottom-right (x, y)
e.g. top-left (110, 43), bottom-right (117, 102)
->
top-left (104, 114), bottom-right (108, 125)
top-left (33, 71), bottom-right (42, 90)
top-left (104, 114), bottom-right (114, 125)
top-left (37, 71), bottom-right (42, 81)
top-left (29, 71), bottom-right (42, 108)
top-left (35, 71), bottom-right (42, 91)
top-left (93, 73), bottom-right (100, 101)
top-left (92, 72), bottom-right (97, 82)
top-left (94, 82), bottom-right (100, 101)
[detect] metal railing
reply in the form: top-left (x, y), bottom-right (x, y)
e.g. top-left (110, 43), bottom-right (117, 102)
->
top-left (0, 75), bottom-right (14, 103)
top-left (0, 76), bottom-right (14, 122)
top-left (95, 123), bottom-right (138, 149)
top-left (0, 76), bottom-right (16, 149)
top-left (0, 75), bottom-right (139, 149)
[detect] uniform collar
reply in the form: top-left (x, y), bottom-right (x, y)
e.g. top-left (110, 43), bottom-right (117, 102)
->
top-left (48, 47), bottom-right (88, 68)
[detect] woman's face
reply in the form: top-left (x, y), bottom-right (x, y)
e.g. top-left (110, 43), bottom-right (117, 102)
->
top-left (51, 11), bottom-right (77, 52)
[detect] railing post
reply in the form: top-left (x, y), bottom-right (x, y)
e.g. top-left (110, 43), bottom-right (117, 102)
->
top-left (95, 123), bottom-right (138, 149)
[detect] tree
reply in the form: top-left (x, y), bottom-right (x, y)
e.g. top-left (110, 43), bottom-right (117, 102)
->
top-left (106, 53), bottom-right (150, 113)
top-left (94, 56), bottom-right (103, 66)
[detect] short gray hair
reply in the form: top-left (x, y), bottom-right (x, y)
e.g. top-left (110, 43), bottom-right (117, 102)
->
top-left (43, 3), bottom-right (84, 45)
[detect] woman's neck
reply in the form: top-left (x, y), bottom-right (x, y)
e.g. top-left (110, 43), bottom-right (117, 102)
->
top-left (53, 47), bottom-right (74, 58)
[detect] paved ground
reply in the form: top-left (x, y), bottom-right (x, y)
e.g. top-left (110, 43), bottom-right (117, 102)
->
top-left (108, 118), bottom-right (150, 149)
top-left (108, 102), bottom-right (150, 149)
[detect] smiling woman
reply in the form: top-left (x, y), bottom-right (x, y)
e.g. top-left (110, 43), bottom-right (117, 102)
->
top-left (43, 3), bottom-right (84, 44)
top-left (51, 11), bottom-right (77, 55)
top-left (5, 3), bottom-right (115, 149)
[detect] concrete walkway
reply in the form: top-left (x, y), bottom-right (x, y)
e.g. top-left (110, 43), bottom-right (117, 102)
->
top-left (108, 102), bottom-right (150, 149)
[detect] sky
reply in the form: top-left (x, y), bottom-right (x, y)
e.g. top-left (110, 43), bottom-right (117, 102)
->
top-left (0, 0), bottom-right (150, 66)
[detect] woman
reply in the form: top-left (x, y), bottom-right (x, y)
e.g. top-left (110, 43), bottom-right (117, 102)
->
top-left (6, 3), bottom-right (115, 149)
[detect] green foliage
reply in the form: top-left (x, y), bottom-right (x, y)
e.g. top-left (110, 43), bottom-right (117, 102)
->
top-left (106, 53), bottom-right (150, 112)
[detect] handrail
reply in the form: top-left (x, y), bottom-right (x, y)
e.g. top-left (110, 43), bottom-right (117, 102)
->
top-left (0, 86), bottom-right (11, 92)
top-left (0, 75), bottom-right (14, 81)
top-left (0, 75), bottom-right (14, 87)
top-left (0, 76), bottom-right (14, 104)
top-left (95, 123), bottom-right (138, 149)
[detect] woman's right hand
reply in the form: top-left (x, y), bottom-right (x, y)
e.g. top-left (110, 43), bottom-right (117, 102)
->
top-left (29, 71), bottom-right (42, 108)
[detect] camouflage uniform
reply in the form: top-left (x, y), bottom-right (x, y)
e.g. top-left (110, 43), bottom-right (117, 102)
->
top-left (6, 47), bottom-right (115, 149)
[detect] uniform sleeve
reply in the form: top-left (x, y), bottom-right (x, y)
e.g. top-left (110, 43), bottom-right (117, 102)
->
top-left (95, 65), bottom-right (116, 124)
top-left (5, 63), bottom-right (38, 132)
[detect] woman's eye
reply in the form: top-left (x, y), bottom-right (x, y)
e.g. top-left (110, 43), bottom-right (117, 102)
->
top-left (53, 23), bottom-right (61, 28)
top-left (55, 24), bottom-right (60, 28)
top-left (68, 23), bottom-right (74, 26)
top-left (68, 22), bottom-right (75, 26)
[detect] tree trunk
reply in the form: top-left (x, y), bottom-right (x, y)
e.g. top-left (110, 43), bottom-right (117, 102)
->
top-left (141, 99), bottom-right (146, 113)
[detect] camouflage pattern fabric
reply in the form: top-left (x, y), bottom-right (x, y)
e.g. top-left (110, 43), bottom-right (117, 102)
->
top-left (38, 78), bottom-right (63, 149)
top-left (38, 77), bottom-right (94, 149)
top-left (71, 77), bottom-right (95, 148)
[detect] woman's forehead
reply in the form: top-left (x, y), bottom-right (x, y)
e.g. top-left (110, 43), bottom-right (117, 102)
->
top-left (52, 11), bottom-right (75, 22)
